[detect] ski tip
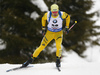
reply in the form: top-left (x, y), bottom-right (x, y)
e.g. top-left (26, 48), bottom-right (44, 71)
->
top-left (57, 67), bottom-right (61, 72)
top-left (58, 69), bottom-right (61, 72)
top-left (6, 70), bottom-right (11, 72)
top-left (75, 21), bottom-right (77, 23)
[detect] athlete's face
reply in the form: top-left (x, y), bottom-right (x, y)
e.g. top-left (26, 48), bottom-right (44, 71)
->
top-left (52, 11), bottom-right (58, 17)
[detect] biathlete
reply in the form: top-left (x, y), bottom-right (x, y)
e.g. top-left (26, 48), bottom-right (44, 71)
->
top-left (22, 4), bottom-right (70, 68)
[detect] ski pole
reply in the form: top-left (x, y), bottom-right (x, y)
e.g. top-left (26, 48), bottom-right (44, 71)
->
top-left (68, 21), bottom-right (77, 31)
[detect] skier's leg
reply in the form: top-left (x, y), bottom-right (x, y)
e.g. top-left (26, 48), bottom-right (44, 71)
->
top-left (22, 30), bottom-right (53, 67)
top-left (55, 31), bottom-right (63, 58)
top-left (54, 31), bottom-right (63, 67)
top-left (33, 31), bottom-right (54, 58)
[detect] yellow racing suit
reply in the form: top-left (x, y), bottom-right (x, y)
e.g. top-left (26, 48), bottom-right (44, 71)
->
top-left (32, 11), bottom-right (70, 58)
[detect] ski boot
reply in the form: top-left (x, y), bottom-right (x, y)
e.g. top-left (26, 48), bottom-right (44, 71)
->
top-left (22, 57), bottom-right (34, 67)
top-left (56, 57), bottom-right (61, 67)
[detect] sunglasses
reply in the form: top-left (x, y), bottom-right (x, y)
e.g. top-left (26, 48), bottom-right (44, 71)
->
top-left (52, 11), bottom-right (58, 13)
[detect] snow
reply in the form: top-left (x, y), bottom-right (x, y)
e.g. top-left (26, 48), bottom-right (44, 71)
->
top-left (1, 62), bottom-right (100, 75)
top-left (0, 39), bottom-right (6, 50)
top-left (30, 0), bottom-right (48, 20)
top-left (87, 0), bottom-right (100, 13)
top-left (62, 50), bottom-right (87, 63)
top-left (1, 48), bottom-right (100, 75)
top-left (0, 0), bottom-right (100, 75)
top-left (87, 0), bottom-right (100, 25)
top-left (31, 0), bottom-right (48, 12)
top-left (30, 11), bottom-right (39, 20)
top-left (83, 0), bottom-right (100, 62)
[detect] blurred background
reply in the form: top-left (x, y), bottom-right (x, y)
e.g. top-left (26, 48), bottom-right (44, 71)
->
top-left (0, 0), bottom-right (100, 64)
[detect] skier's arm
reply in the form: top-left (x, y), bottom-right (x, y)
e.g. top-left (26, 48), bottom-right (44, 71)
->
top-left (62, 12), bottom-right (70, 28)
top-left (42, 13), bottom-right (47, 36)
top-left (42, 13), bottom-right (47, 28)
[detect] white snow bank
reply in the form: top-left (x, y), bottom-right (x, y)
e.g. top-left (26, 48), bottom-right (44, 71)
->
top-left (30, 11), bottom-right (39, 20)
top-left (83, 46), bottom-right (100, 62)
top-left (87, 0), bottom-right (100, 14)
top-left (31, 0), bottom-right (48, 12)
top-left (62, 50), bottom-right (87, 63)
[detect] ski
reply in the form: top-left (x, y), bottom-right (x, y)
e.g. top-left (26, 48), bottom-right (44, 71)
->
top-left (57, 67), bottom-right (61, 72)
top-left (6, 65), bottom-right (33, 72)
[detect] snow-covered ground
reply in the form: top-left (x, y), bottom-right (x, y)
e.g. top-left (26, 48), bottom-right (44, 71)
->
top-left (0, 62), bottom-right (100, 75)
top-left (1, 49), bottom-right (100, 75)
top-left (0, 0), bottom-right (100, 75)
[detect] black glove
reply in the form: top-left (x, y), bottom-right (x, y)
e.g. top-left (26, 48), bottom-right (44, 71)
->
top-left (42, 26), bottom-right (46, 36)
top-left (65, 28), bottom-right (69, 34)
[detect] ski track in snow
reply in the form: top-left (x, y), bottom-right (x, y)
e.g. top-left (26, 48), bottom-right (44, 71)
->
top-left (0, 63), bottom-right (100, 75)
